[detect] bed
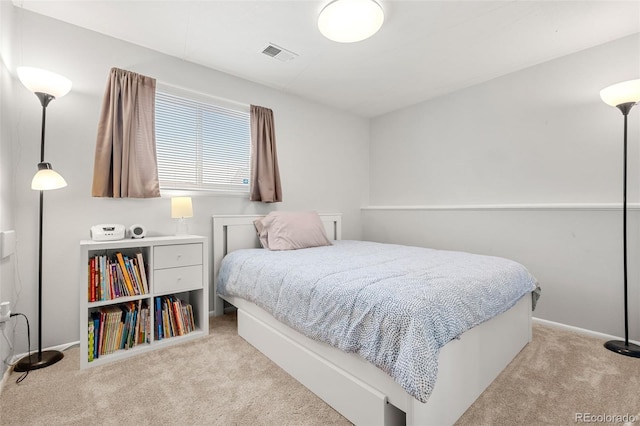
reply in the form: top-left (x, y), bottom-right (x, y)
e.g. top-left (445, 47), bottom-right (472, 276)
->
top-left (212, 213), bottom-right (536, 426)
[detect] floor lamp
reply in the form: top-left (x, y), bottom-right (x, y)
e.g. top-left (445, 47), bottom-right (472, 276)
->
top-left (14, 67), bottom-right (72, 372)
top-left (600, 78), bottom-right (640, 358)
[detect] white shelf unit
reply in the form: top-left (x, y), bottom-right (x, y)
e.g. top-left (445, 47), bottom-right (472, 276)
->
top-left (79, 235), bottom-right (209, 369)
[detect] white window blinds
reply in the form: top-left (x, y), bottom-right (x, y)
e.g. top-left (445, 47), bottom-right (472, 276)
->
top-left (155, 90), bottom-right (251, 193)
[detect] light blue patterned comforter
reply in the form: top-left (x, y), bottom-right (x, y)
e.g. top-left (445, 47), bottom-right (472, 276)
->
top-left (217, 240), bottom-right (537, 403)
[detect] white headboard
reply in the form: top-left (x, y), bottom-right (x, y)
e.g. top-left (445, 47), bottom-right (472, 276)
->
top-left (211, 214), bottom-right (342, 315)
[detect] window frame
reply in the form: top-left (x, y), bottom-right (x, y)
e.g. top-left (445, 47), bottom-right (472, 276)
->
top-left (154, 83), bottom-right (251, 196)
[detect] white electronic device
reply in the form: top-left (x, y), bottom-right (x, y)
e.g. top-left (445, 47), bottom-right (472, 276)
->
top-left (129, 224), bottom-right (147, 239)
top-left (90, 224), bottom-right (125, 241)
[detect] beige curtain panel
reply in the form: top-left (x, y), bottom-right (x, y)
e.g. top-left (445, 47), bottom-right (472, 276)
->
top-left (249, 105), bottom-right (282, 203)
top-left (92, 67), bottom-right (160, 198)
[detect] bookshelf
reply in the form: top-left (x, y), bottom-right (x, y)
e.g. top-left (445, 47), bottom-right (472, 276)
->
top-left (79, 235), bottom-right (209, 369)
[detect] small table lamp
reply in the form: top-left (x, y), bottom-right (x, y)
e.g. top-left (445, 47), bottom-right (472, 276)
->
top-left (171, 197), bottom-right (193, 235)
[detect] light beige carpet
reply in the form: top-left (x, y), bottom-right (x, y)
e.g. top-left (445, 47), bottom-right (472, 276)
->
top-left (457, 324), bottom-right (640, 425)
top-left (1, 314), bottom-right (638, 425)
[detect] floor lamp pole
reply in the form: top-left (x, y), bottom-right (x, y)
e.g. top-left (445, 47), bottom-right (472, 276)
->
top-left (604, 101), bottom-right (640, 358)
top-left (14, 95), bottom-right (64, 372)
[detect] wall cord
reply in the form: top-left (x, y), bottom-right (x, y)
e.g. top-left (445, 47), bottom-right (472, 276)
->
top-left (8, 313), bottom-right (30, 383)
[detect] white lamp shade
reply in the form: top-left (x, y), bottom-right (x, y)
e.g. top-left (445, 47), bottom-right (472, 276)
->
top-left (171, 197), bottom-right (193, 218)
top-left (318, 0), bottom-right (384, 43)
top-left (600, 79), bottom-right (640, 107)
top-left (17, 67), bottom-right (72, 98)
top-left (31, 166), bottom-right (67, 191)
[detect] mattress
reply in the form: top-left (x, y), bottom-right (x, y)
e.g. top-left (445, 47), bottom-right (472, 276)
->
top-left (217, 240), bottom-right (537, 403)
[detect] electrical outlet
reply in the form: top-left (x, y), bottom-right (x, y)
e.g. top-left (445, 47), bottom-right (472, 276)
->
top-left (0, 301), bottom-right (10, 324)
top-left (0, 230), bottom-right (16, 259)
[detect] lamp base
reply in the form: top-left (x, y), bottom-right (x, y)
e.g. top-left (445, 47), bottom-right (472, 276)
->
top-left (604, 340), bottom-right (640, 358)
top-left (175, 217), bottom-right (189, 236)
top-left (13, 350), bottom-right (64, 372)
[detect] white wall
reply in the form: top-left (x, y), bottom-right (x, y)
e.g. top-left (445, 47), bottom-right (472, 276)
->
top-left (366, 34), bottom-right (640, 340)
top-left (6, 7), bottom-right (369, 353)
top-left (0, 1), bottom-right (17, 375)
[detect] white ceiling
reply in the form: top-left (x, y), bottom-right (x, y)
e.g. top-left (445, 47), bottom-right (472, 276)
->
top-left (14, 0), bottom-right (640, 117)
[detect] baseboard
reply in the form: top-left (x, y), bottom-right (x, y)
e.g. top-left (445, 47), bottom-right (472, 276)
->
top-left (0, 364), bottom-right (10, 397)
top-left (533, 317), bottom-right (640, 346)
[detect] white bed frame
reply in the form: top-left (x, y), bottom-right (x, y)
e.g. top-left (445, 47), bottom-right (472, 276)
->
top-left (212, 214), bottom-right (532, 426)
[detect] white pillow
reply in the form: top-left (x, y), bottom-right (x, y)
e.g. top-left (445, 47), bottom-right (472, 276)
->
top-left (255, 211), bottom-right (331, 251)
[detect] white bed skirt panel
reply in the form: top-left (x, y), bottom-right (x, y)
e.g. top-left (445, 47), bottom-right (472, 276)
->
top-left (228, 294), bottom-right (531, 426)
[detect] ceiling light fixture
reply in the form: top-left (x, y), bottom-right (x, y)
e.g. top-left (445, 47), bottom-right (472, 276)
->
top-left (318, 0), bottom-right (384, 43)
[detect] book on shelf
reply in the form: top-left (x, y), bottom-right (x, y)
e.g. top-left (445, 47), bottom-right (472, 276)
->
top-left (88, 321), bottom-right (94, 362)
top-left (87, 251), bottom-right (148, 302)
top-left (88, 300), bottom-right (150, 361)
top-left (101, 255), bottom-right (108, 301)
top-left (88, 257), bottom-right (95, 302)
top-left (115, 252), bottom-right (136, 296)
top-left (162, 303), bottom-right (171, 338)
top-left (154, 295), bottom-right (196, 340)
top-left (136, 252), bottom-right (149, 294)
top-left (155, 297), bottom-right (163, 340)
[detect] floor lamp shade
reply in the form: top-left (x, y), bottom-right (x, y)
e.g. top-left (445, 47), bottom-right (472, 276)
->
top-left (32, 162), bottom-right (67, 190)
top-left (17, 67), bottom-right (72, 99)
top-left (600, 79), bottom-right (640, 108)
top-left (14, 67), bottom-right (71, 372)
top-left (600, 78), bottom-right (640, 358)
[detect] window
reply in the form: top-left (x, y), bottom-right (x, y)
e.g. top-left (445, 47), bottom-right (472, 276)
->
top-left (155, 89), bottom-right (251, 193)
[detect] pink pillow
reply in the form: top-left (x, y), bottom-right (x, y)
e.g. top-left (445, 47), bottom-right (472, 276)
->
top-left (255, 211), bottom-right (331, 250)
top-left (253, 218), bottom-right (269, 249)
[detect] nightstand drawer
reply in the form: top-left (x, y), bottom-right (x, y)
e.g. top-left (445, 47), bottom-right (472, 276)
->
top-left (154, 244), bottom-right (202, 269)
top-left (154, 265), bottom-right (203, 293)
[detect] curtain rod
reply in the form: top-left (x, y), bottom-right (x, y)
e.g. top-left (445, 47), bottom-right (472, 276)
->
top-left (156, 80), bottom-right (250, 110)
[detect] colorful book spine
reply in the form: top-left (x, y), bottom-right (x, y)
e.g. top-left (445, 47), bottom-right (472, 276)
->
top-left (155, 297), bottom-right (163, 340)
top-left (124, 257), bottom-right (140, 295)
top-left (101, 255), bottom-right (107, 302)
top-left (115, 252), bottom-right (135, 296)
top-left (136, 252), bottom-right (149, 294)
top-left (88, 321), bottom-right (94, 362)
top-left (88, 258), bottom-right (94, 302)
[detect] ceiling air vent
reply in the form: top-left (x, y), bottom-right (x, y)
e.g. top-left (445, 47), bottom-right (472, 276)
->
top-left (261, 43), bottom-right (298, 62)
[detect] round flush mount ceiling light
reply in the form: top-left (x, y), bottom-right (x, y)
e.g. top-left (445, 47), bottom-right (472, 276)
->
top-left (318, 0), bottom-right (384, 43)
